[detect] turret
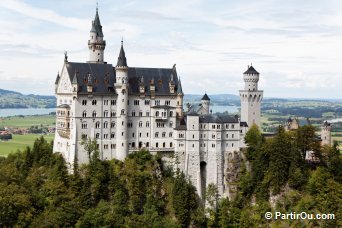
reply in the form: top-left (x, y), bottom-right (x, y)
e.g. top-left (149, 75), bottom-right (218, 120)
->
top-left (71, 71), bottom-right (78, 93)
top-left (321, 121), bottom-right (332, 146)
top-left (243, 65), bottom-right (259, 91)
top-left (200, 93), bottom-right (210, 115)
top-left (88, 7), bottom-right (106, 63)
top-left (115, 40), bottom-right (128, 161)
top-left (176, 76), bottom-right (184, 117)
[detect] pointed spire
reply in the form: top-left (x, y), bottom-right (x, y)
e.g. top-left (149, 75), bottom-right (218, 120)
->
top-left (140, 75), bottom-right (144, 84)
top-left (64, 51), bottom-right (68, 63)
top-left (72, 71), bottom-right (78, 84)
top-left (55, 72), bottom-right (60, 84)
top-left (116, 40), bottom-right (128, 67)
top-left (90, 5), bottom-right (103, 37)
top-left (177, 77), bottom-right (183, 94)
top-left (201, 93), bottom-right (210, 101)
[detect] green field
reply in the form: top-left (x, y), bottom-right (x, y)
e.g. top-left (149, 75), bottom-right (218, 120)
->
top-left (0, 115), bottom-right (55, 128)
top-left (0, 134), bottom-right (54, 156)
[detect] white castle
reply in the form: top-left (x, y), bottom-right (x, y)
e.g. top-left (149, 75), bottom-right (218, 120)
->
top-left (53, 8), bottom-right (264, 199)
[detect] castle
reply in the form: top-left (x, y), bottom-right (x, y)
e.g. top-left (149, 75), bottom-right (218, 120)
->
top-left (53, 8), bottom-right (330, 199)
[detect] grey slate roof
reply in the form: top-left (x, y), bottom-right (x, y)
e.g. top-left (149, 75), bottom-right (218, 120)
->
top-left (117, 42), bottom-right (127, 67)
top-left (244, 65), bottom-right (259, 75)
top-left (240, 121), bottom-right (248, 127)
top-left (177, 78), bottom-right (183, 94)
top-left (201, 93), bottom-right (210, 101)
top-left (57, 104), bottom-right (70, 108)
top-left (198, 114), bottom-right (238, 123)
top-left (127, 67), bottom-right (180, 96)
top-left (64, 62), bottom-right (180, 96)
top-left (91, 8), bottom-right (103, 37)
top-left (65, 62), bottom-right (116, 94)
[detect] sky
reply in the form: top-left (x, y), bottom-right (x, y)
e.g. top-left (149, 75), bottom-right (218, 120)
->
top-left (0, 0), bottom-right (342, 98)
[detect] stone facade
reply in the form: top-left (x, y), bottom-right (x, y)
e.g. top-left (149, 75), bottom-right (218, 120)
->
top-left (53, 8), bottom-right (262, 200)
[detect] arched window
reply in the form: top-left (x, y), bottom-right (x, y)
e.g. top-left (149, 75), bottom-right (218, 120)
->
top-left (163, 142), bottom-right (166, 148)
top-left (104, 122), bottom-right (108, 128)
top-left (111, 122), bottom-right (115, 128)
top-left (156, 111), bottom-right (159, 117)
top-left (121, 109), bottom-right (125, 115)
top-left (169, 132), bottom-right (173, 137)
top-left (92, 100), bottom-right (97, 105)
top-left (104, 111), bottom-right (108, 117)
top-left (132, 142), bottom-right (135, 148)
top-left (95, 133), bottom-right (100, 139)
top-left (92, 111), bottom-right (97, 117)
top-left (169, 121), bottom-right (173, 128)
top-left (155, 132), bottom-right (159, 138)
top-left (170, 111), bottom-right (173, 117)
top-left (95, 121), bottom-right (100, 128)
top-left (82, 111), bottom-right (87, 117)
top-left (162, 132), bottom-right (166, 138)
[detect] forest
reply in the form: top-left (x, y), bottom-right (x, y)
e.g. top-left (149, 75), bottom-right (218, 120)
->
top-left (0, 125), bottom-right (341, 227)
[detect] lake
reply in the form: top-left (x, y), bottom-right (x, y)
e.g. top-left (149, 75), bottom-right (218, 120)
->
top-left (0, 108), bottom-right (56, 117)
top-left (0, 105), bottom-right (238, 118)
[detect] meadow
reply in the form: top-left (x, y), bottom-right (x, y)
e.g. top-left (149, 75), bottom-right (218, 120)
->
top-left (0, 115), bottom-right (55, 128)
top-left (0, 134), bottom-right (54, 156)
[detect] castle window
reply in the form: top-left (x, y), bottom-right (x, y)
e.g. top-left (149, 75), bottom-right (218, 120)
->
top-left (82, 111), bottom-right (87, 117)
top-left (193, 134), bottom-right (194, 139)
top-left (139, 122), bottom-right (143, 127)
top-left (217, 124), bottom-right (220, 129)
top-left (232, 134), bottom-right (234, 138)
top-left (104, 134), bottom-right (108, 139)
top-left (111, 144), bottom-right (116, 149)
top-left (232, 124), bottom-right (235, 129)
top-left (132, 111), bottom-right (136, 117)
top-left (146, 142), bottom-right (149, 147)
top-left (145, 100), bottom-right (150, 105)
top-left (170, 121), bottom-right (173, 128)
top-left (156, 143), bottom-right (159, 148)
top-left (169, 132), bottom-right (173, 137)
top-left (139, 111), bottom-right (143, 117)
top-left (111, 133), bottom-right (115, 138)
top-left (95, 122), bottom-right (100, 128)
top-left (226, 134), bottom-right (229, 138)
top-left (92, 111), bottom-right (97, 117)
top-left (121, 109), bottom-right (125, 115)
top-left (82, 100), bottom-right (87, 106)
top-left (212, 134), bottom-right (215, 139)
top-left (139, 133), bottom-right (142, 137)
top-left (147, 133), bottom-right (149, 137)
top-left (146, 121), bottom-right (150, 127)
top-left (104, 100), bottom-right (109, 105)
top-left (192, 144), bottom-right (194, 148)
top-left (92, 100), bottom-right (97, 105)
top-left (128, 122), bottom-right (133, 128)
top-left (122, 132), bottom-right (124, 136)
top-left (132, 133), bottom-right (135, 137)
top-left (104, 122), bottom-right (108, 128)
top-left (111, 112), bottom-right (116, 117)
top-left (104, 144), bottom-right (108, 149)
top-left (155, 100), bottom-right (160, 105)
top-left (165, 100), bottom-right (170, 105)
top-left (155, 132), bottom-right (159, 138)
top-left (156, 111), bottom-right (159, 117)
top-left (163, 142), bottom-right (166, 148)
top-left (132, 142), bottom-right (135, 148)
top-left (226, 124), bottom-right (229, 129)
top-left (111, 122), bottom-right (115, 128)
top-left (95, 133), bottom-right (100, 139)
top-left (162, 132), bottom-right (166, 138)
top-left (146, 112), bottom-right (150, 116)
top-left (170, 142), bottom-right (173, 147)
top-left (81, 122), bottom-right (87, 129)
top-left (111, 100), bottom-right (116, 105)
top-left (232, 143), bottom-right (234, 147)
top-left (122, 121), bottom-right (124, 126)
top-left (81, 134), bottom-right (87, 140)
top-left (212, 125), bottom-right (215, 129)
top-left (134, 100), bottom-right (140, 105)
top-left (104, 111), bottom-right (109, 117)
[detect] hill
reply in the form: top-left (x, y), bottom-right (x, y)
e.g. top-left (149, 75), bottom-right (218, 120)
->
top-left (0, 88), bottom-right (56, 109)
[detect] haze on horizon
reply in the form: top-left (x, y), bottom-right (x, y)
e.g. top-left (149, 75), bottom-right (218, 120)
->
top-left (0, 0), bottom-right (341, 99)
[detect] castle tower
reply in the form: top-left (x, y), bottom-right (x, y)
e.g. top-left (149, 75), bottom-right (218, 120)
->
top-left (115, 41), bottom-right (128, 160)
top-left (88, 7), bottom-right (106, 63)
top-left (239, 65), bottom-right (263, 128)
top-left (200, 93), bottom-right (210, 115)
top-left (321, 121), bottom-right (332, 146)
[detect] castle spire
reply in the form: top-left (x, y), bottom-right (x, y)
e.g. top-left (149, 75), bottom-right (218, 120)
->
top-left (116, 40), bottom-right (128, 67)
top-left (88, 6), bottom-right (105, 63)
top-left (177, 77), bottom-right (183, 94)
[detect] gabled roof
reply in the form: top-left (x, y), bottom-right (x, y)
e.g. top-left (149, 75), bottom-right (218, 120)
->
top-left (198, 114), bottom-right (239, 123)
top-left (201, 93), bottom-right (210, 101)
top-left (244, 65), bottom-right (259, 75)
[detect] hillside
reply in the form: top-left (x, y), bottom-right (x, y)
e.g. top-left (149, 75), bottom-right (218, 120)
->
top-left (0, 88), bottom-right (56, 109)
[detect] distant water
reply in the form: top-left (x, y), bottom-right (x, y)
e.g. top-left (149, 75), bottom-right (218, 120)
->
top-left (210, 105), bottom-right (239, 114)
top-left (0, 108), bottom-right (55, 117)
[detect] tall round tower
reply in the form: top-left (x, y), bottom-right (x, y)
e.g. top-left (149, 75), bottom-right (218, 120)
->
top-left (88, 7), bottom-right (106, 63)
top-left (239, 65), bottom-right (263, 128)
top-left (321, 121), bottom-right (332, 146)
top-left (115, 41), bottom-right (128, 160)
